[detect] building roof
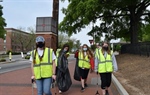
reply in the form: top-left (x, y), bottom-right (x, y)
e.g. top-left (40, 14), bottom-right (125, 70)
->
top-left (4, 28), bottom-right (31, 35)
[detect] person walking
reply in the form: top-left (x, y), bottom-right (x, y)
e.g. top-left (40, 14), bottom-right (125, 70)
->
top-left (78, 44), bottom-right (94, 92)
top-left (94, 43), bottom-right (102, 62)
top-left (9, 51), bottom-right (12, 61)
top-left (30, 36), bottom-right (56, 95)
top-left (94, 41), bottom-right (118, 95)
top-left (56, 44), bottom-right (72, 94)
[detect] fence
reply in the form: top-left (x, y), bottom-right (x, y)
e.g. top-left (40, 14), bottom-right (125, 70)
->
top-left (121, 42), bottom-right (150, 57)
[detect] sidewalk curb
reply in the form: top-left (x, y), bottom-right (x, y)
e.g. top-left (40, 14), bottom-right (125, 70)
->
top-left (0, 59), bottom-right (28, 64)
top-left (112, 74), bottom-right (129, 95)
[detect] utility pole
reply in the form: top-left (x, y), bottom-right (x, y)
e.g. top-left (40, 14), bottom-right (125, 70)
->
top-left (52, 0), bottom-right (59, 49)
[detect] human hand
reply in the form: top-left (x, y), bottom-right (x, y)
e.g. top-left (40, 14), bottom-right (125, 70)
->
top-left (31, 76), bottom-right (35, 83)
top-left (52, 75), bottom-right (56, 80)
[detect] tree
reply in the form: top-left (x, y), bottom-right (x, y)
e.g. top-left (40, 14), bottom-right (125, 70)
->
top-left (141, 23), bottom-right (150, 41)
top-left (59, 0), bottom-right (150, 44)
top-left (0, 4), bottom-right (6, 39)
top-left (7, 26), bottom-right (36, 52)
top-left (58, 32), bottom-right (70, 47)
top-left (58, 32), bottom-right (81, 52)
top-left (75, 40), bottom-right (81, 49)
top-left (53, 0), bottom-right (59, 48)
top-left (26, 26), bottom-right (36, 49)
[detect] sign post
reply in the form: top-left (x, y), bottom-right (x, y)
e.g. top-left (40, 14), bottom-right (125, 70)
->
top-left (89, 39), bottom-right (94, 45)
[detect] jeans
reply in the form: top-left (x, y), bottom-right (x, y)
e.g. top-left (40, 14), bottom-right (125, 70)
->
top-left (36, 78), bottom-right (52, 95)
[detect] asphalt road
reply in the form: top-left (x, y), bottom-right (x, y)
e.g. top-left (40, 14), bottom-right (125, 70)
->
top-left (0, 60), bottom-right (31, 74)
top-left (0, 54), bottom-right (75, 74)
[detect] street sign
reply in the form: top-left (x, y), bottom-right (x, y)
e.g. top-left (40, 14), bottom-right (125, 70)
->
top-left (89, 39), bottom-right (94, 45)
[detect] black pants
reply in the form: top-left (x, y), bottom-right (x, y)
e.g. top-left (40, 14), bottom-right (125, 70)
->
top-left (100, 73), bottom-right (112, 89)
top-left (79, 68), bottom-right (89, 79)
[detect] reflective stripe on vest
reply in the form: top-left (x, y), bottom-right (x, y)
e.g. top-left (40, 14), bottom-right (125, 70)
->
top-left (55, 49), bottom-right (61, 66)
top-left (95, 48), bottom-right (102, 58)
top-left (32, 48), bottom-right (53, 79)
top-left (98, 50), bottom-right (113, 73)
top-left (78, 52), bottom-right (90, 69)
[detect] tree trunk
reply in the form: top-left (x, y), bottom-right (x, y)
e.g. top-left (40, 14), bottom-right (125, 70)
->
top-left (129, 7), bottom-right (140, 44)
top-left (53, 0), bottom-right (59, 48)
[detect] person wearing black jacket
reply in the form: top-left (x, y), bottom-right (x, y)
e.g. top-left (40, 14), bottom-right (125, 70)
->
top-left (56, 44), bottom-right (72, 94)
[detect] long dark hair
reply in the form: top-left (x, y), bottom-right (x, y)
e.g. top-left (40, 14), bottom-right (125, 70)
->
top-left (59, 44), bottom-right (70, 55)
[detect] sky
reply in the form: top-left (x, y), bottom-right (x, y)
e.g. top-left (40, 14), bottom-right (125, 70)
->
top-left (1, 0), bottom-right (93, 46)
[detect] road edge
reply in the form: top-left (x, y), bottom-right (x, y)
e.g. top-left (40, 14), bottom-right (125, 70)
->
top-left (112, 74), bottom-right (129, 95)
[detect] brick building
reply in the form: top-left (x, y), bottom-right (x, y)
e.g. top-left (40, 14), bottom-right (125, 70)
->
top-left (0, 28), bottom-right (34, 54)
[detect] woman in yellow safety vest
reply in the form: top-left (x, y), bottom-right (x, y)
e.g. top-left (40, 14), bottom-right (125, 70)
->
top-left (55, 48), bottom-right (70, 67)
top-left (78, 44), bottom-right (94, 92)
top-left (95, 41), bottom-right (118, 95)
top-left (30, 36), bottom-right (56, 95)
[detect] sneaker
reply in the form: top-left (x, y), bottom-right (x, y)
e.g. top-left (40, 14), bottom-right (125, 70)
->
top-left (81, 87), bottom-right (85, 92)
top-left (59, 90), bottom-right (62, 94)
top-left (84, 83), bottom-right (88, 87)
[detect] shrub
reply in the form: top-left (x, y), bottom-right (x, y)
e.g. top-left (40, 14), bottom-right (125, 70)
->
top-left (115, 44), bottom-right (121, 52)
top-left (0, 58), bottom-right (6, 62)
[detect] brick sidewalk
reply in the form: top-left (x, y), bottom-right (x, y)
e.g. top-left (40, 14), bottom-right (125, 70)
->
top-left (0, 59), bottom-right (119, 95)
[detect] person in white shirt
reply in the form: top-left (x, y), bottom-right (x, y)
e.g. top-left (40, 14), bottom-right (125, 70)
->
top-left (30, 36), bottom-right (56, 95)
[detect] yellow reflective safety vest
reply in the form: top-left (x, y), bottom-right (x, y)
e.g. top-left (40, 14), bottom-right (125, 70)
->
top-left (98, 50), bottom-right (113, 73)
top-left (9, 52), bottom-right (12, 59)
top-left (78, 52), bottom-right (90, 69)
top-left (95, 48), bottom-right (101, 58)
top-left (32, 48), bottom-right (53, 79)
top-left (55, 49), bottom-right (61, 66)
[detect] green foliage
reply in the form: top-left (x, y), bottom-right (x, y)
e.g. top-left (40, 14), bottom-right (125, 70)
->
top-left (114, 44), bottom-right (121, 52)
top-left (58, 32), bottom-right (81, 52)
top-left (142, 24), bottom-right (150, 41)
top-left (6, 50), bottom-right (20, 55)
top-left (59, 0), bottom-right (150, 43)
top-left (6, 50), bottom-right (11, 55)
top-left (74, 40), bottom-right (81, 49)
top-left (0, 58), bottom-right (6, 62)
top-left (0, 5), bottom-right (7, 39)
